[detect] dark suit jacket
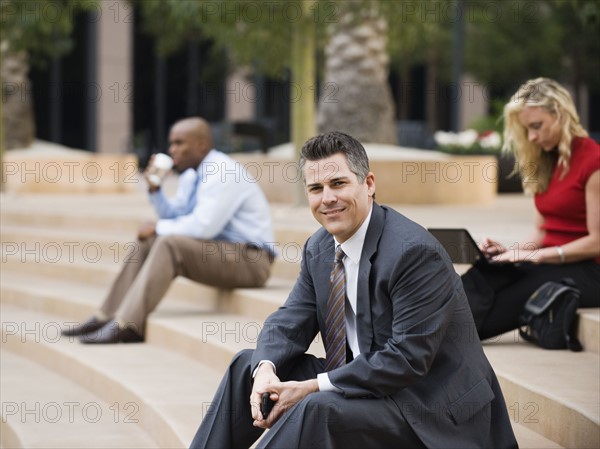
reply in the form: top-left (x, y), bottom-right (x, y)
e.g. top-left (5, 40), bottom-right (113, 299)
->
top-left (252, 203), bottom-right (517, 448)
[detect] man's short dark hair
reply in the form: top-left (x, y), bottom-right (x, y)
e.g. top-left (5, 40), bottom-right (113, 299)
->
top-left (299, 131), bottom-right (370, 183)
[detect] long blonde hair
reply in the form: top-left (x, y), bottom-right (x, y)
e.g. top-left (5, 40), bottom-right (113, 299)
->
top-left (502, 77), bottom-right (588, 194)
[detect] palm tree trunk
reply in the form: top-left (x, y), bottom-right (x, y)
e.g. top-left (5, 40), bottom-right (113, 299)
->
top-left (1, 48), bottom-right (36, 191)
top-left (317, 1), bottom-right (397, 144)
top-left (1, 49), bottom-right (35, 150)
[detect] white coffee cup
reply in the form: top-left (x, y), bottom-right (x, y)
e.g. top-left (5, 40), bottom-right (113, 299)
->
top-left (147, 153), bottom-right (174, 186)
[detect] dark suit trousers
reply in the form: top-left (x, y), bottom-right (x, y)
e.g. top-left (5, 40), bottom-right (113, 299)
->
top-left (462, 260), bottom-right (600, 340)
top-left (190, 349), bottom-right (426, 449)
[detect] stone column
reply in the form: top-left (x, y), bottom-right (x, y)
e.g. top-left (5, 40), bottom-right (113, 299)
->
top-left (459, 74), bottom-right (488, 131)
top-left (225, 68), bottom-right (256, 123)
top-left (96, 0), bottom-right (132, 154)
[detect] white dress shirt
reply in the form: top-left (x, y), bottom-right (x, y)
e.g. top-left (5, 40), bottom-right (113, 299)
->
top-left (317, 205), bottom-right (373, 392)
top-left (149, 149), bottom-right (274, 251)
top-left (253, 206), bottom-right (373, 389)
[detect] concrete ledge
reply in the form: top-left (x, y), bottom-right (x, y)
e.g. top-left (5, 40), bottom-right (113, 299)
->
top-left (2, 141), bottom-right (138, 194)
top-left (370, 156), bottom-right (498, 204)
top-left (0, 304), bottom-right (223, 448)
top-left (2, 142), bottom-right (498, 202)
top-left (234, 143), bottom-right (498, 205)
top-left (0, 418), bottom-right (23, 449)
top-left (2, 271), bottom-right (596, 448)
top-left (579, 309), bottom-right (600, 355)
top-left (484, 331), bottom-right (600, 449)
top-left (3, 189), bottom-right (598, 449)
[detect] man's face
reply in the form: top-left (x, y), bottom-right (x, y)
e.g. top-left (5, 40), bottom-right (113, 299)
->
top-left (168, 124), bottom-right (209, 172)
top-left (304, 153), bottom-right (375, 243)
top-left (517, 106), bottom-right (562, 152)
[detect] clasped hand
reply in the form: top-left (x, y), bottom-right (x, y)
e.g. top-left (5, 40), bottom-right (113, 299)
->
top-left (250, 365), bottom-right (319, 429)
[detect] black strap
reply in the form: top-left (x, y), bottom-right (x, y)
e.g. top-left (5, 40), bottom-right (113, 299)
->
top-left (563, 297), bottom-right (583, 352)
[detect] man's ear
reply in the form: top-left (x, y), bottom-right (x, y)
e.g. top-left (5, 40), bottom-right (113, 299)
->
top-left (366, 172), bottom-right (376, 196)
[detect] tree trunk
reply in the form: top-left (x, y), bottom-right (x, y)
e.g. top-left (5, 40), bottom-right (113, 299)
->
top-left (290, 0), bottom-right (317, 205)
top-left (1, 48), bottom-right (35, 150)
top-left (317, 3), bottom-right (397, 145)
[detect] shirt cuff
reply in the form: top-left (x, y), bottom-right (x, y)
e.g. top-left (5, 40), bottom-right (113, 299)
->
top-left (252, 360), bottom-right (276, 379)
top-left (155, 219), bottom-right (168, 236)
top-left (317, 373), bottom-right (343, 393)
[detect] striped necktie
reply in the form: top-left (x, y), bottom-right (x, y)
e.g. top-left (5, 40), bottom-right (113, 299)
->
top-left (324, 246), bottom-right (347, 371)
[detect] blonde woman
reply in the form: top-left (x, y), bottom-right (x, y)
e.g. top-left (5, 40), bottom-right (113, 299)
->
top-left (462, 77), bottom-right (600, 340)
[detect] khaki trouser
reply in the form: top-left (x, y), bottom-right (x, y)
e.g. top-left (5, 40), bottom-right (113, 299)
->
top-left (99, 235), bottom-right (273, 333)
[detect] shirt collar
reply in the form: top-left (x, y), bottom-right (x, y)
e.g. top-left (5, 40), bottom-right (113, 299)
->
top-left (334, 204), bottom-right (373, 265)
top-left (196, 149), bottom-right (218, 177)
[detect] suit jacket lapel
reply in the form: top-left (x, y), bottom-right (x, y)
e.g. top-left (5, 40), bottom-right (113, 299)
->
top-left (356, 203), bottom-right (385, 354)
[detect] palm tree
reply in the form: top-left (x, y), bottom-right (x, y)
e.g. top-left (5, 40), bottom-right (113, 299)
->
top-left (1, 47), bottom-right (35, 150)
top-left (317, 1), bottom-right (396, 144)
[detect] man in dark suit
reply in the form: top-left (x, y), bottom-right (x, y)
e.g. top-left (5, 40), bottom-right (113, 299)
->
top-left (190, 132), bottom-right (518, 448)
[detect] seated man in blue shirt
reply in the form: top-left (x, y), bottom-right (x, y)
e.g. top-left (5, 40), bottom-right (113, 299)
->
top-left (62, 117), bottom-right (275, 343)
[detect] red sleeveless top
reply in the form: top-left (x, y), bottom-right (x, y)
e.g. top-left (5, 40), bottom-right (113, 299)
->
top-left (535, 137), bottom-right (600, 263)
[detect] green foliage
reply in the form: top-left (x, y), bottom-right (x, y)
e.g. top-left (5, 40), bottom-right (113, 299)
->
top-left (382, 1), bottom-right (453, 77)
top-left (133, 0), bottom-right (453, 79)
top-left (1, 0), bottom-right (99, 63)
top-left (465, 1), bottom-right (563, 91)
top-left (467, 99), bottom-right (505, 134)
top-left (548, 0), bottom-right (600, 91)
top-left (133, 0), bottom-right (338, 79)
top-left (464, 0), bottom-right (600, 94)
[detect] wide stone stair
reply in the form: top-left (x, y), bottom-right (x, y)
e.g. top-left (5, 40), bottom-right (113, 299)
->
top-left (1, 192), bottom-right (598, 448)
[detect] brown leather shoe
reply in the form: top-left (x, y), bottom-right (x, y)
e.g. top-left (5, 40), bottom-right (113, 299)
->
top-left (62, 316), bottom-right (109, 337)
top-left (79, 320), bottom-right (144, 344)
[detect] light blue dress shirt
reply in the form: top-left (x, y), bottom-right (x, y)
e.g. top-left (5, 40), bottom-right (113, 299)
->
top-left (149, 150), bottom-right (275, 253)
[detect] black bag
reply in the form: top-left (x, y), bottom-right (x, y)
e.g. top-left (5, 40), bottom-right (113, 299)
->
top-left (518, 278), bottom-right (583, 351)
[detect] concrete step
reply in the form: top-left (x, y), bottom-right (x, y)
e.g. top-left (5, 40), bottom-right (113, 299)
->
top-left (2, 191), bottom-right (597, 448)
top-left (1, 254), bottom-right (222, 311)
top-left (0, 205), bottom-right (152, 235)
top-left (511, 423), bottom-right (562, 449)
top-left (0, 196), bottom-right (317, 246)
top-left (1, 304), bottom-right (223, 448)
top-left (578, 308), bottom-right (600, 355)
top-left (3, 254), bottom-right (597, 356)
top-left (0, 269), bottom-right (220, 320)
top-left (0, 256), bottom-right (293, 323)
top-left (1, 267), bottom-right (596, 448)
top-left (0, 292), bottom-right (568, 449)
top-left (0, 350), bottom-right (158, 449)
top-left (0, 268), bottom-right (300, 371)
top-left (1, 224), bottom-right (140, 265)
top-left (2, 290), bottom-right (560, 449)
top-left (0, 216), bottom-right (314, 248)
top-left (483, 331), bottom-right (600, 448)
top-left (0, 192), bottom-right (533, 236)
top-left (1, 224), bottom-right (303, 281)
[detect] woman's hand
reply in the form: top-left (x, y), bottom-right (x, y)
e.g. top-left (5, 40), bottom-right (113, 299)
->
top-left (492, 245), bottom-right (557, 264)
top-left (479, 238), bottom-right (506, 257)
top-left (492, 248), bottom-right (538, 263)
